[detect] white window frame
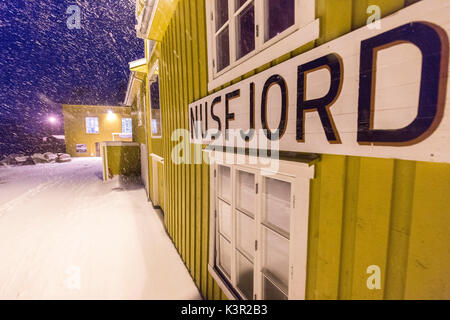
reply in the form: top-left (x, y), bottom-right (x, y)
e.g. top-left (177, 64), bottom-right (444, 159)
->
top-left (85, 117), bottom-right (99, 134)
top-left (137, 86), bottom-right (143, 127)
top-left (122, 117), bottom-right (133, 134)
top-left (206, 150), bottom-right (314, 300)
top-left (205, 0), bottom-right (319, 91)
top-left (149, 67), bottom-right (163, 139)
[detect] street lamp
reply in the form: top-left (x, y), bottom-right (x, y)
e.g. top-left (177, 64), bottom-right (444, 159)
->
top-left (107, 110), bottom-right (116, 121)
top-left (48, 116), bottom-right (57, 124)
top-left (47, 116), bottom-right (58, 135)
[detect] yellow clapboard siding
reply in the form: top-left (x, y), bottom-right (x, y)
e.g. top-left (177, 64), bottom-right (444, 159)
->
top-left (338, 156), bottom-right (361, 300)
top-left (352, 0), bottom-right (406, 30)
top-left (351, 158), bottom-right (394, 299)
top-left (314, 155), bottom-right (347, 299)
top-left (182, 0), bottom-right (192, 276)
top-left (175, 0), bottom-right (186, 263)
top-left (316, 0), bottom-right (353, 45)
top-left (154, 0), bottom-right (450, 300)
top-left (197, 0), bottom-right (212, 298)
top-left (405, 162), bottom-right (450, 299)
top-left (384, 160), bottom-right (416, 299)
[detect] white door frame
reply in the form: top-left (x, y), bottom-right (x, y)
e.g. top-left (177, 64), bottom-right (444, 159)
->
top-left (140, 143), bottom-right (150, 197)
top-left (150, 153), bottom-right (164, 207)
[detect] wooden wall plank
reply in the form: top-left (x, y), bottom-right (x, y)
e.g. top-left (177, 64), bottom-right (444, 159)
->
top-left (314, 155), bottom-right (346, 299)
top-left (175, 0), bottom-right (187, 263)
top-left (351, 158), bottom-right (394, 299)
top-left (338, 156), bottom-right (361, 300)
top-left (316, 0), bottom-right (352, 45)
top-left (170, 8), bottom-right (177, 250)
top-left (183, 0), bottom-right (194, 277)
top-left (192, 0), bottom-right (202, 290)
top-left (197, 0), bottom-right (210, 298)
top-left (384, 160), bottom-right (416, 299)
top-left (405, 162), bottom-right (450, 299)
top-left (173, 6), bottom-right (182, 252)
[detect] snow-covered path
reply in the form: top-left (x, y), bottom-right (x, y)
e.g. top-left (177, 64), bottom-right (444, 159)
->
top-left (0, 158), bottom-right (202, 300)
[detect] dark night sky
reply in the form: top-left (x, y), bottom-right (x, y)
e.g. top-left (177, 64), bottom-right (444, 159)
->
top-left (0, 0), bottom-right (143, 155)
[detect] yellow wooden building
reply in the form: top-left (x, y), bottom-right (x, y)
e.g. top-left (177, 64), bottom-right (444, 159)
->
top-left (63, 104), bottom-right (133, 157)
top-left (121, 0), bottom-right (450, 300)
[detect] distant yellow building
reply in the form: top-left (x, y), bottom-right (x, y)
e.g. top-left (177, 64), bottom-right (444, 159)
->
top-left (62, 104), bottom-right (132, 157)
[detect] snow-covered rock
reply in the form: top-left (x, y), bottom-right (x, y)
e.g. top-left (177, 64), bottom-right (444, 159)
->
top-left (31, 153), bottom-right (48, 164)
top-left (0, 159), bottom-right (10, 167)
top-left (56, 153), bottom-right (72, 163)
top-left (14, 156), bottom-right (35, 166)
top-left (1, 154), bottom-right (23, 166)
top-left (43, 152), bottom-right (58, 163)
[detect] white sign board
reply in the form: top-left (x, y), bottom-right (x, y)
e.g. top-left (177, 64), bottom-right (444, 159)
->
top-left (189, 0), bottom-right (450, 163)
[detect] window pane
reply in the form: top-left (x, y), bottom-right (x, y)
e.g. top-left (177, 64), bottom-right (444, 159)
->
top-left (216, 26), bottom-right (230, 72)
top-left (237, 252), bottom-right (254, 300)
top-left (151, 110), bottom-right (161, 136)
top-left (218, 199), bottom-right (232, 240)
top-left (263, 276), bottom-right (288, 300)
top-left (215, 0), bottom-right (229, 31)
top-left (265, 0), bottom-right (295, 42)
top-left (236, 170), bottom-right (255, 214)
top-left (235, 0), bottom-right (248, 12)
top-left (218, 235), bottom-right (232, 277)
top-left (237, 210), bottom-right (255, 259)
top-left (150, 78), bottom-right (160, 110)
top-left (86, 117), bottom-right (99, 134)
top-left (122, 118), bottom-right (132, 134)
top-left (218, 165), bottom-right (231, 201)
top-left (263, 227), bottom-right (289, 292)
top-left (264, 177), bottom-right (291, 236)
top-left (236, 2), bottom-right (255, 60)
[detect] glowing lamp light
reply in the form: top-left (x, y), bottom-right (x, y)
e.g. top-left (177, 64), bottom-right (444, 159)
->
top-left (48, 116), bottom-right (57, 124)
top-left (107, 110), bottom-right (116, 121)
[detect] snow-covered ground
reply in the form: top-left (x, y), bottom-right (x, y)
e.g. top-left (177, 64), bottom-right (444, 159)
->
top-left (0, 158), bottom-right (202, 300)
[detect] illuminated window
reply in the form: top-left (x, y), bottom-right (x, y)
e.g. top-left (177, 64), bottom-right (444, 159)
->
top-left (150, 76), bottom-right (162, 138)
top-left (122, 118), bottom-right (132, 134)
top-left (86, 117), bottom-right (99, 134)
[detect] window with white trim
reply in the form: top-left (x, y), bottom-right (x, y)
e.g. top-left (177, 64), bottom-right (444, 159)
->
top-left (149, 75), bottom-right (162, 138)
top-left (137, 87), bottom-right (143, 127)
top-left (207, 0), bottom-right (318, 89)
top-left (85, 117), bottom-right (99, 134)
top-left (208, 152), bottom-right (314, 300)
top-left (122, 118), bottom-right (132, 134)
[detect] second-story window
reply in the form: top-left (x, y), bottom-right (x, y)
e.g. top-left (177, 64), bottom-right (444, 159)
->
top-left (207, 0), bottom-right (318, 90)
top-left (213, 0), bottom-right (297, 73)
top-left (137, 87), bottom-right (143, 127)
